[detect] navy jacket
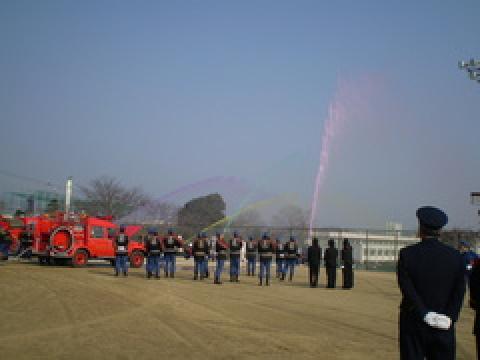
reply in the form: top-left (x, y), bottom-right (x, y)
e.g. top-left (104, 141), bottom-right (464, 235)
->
top-left (307, 246), bottom-right (322, 267)
top-left (397, 237), bottom-right (465, 322)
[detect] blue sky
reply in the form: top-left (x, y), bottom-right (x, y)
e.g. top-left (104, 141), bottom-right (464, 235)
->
top-left (1, 1), bottom-right (479, 229)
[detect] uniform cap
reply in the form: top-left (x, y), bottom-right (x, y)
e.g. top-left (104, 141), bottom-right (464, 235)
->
top-left (416, 206), bottom-right (448, 230)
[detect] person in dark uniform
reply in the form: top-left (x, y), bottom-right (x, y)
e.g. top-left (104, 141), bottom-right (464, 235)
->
top-left (307, 237), bottom-right (321, 288)
top-left (397, 206), bottom-right (465, 360)
top-left (163, 229), bottom-right (179, 278)
top-left (258, 234), bottom-right (274, 286)
top-left (324, 239), bottom-right (338, 288)
top-left (459, 241), bottom-right (478, 280)
top-left (285, 236), bottom-right (299, 282)
top-left (214, 232), bottom-right (228, 284)
top-left (17, 226), bottom-right (33, 258)
top-left (114, 225), bottom-right (129, 277)
top-left (229, 231), bottom-right (242, 282)
top-left (341, 238), bottom-right (354, 289)
top-left (0, 228), bottom-right (12, 260)
top-left (275, 237), bottom-right (286, 280)
top-left (469, 258), bottom-right (480, 359)
top-left (193, 232), bottom-right (209, 280)
top-left (246, 236), bottom-right (257, 276)
top-left (145, 228), bottom-right (162, 279)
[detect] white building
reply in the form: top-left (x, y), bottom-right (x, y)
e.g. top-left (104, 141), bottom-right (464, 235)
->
top-left (311, 229), bottom-right (419, 263)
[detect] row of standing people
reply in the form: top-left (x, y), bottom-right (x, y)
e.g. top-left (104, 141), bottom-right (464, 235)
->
top-left (113, 227), bottom-right (182, 277)
top-left (113, 227), bottom-right (355, 289)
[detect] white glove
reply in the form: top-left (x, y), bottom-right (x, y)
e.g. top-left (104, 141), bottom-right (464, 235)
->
top-left (435, 314), bottom-right (452, 330)
top-left (424, 312), bottom-right (437, 327)
top-left (467, 264), bottom-right (473, 271)
top-left (423, 312), bottom-right (452, 330)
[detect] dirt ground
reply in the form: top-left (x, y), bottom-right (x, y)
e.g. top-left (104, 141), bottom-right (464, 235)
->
top-left (0, 259), bottom-right (476, 360)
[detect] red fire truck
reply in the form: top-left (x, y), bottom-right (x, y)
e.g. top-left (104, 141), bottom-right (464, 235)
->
top-left (31, 213), bottom-right (146, 267)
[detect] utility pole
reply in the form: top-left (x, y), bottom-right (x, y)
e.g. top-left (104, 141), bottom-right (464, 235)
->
top-left (458, 58), bottom-right (480, 83)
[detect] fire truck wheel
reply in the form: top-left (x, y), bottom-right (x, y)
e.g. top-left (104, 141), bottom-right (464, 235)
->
top-left (130, 251), bottom-right (144, 268)
top-left (72, 250), bottom-right (89, 267)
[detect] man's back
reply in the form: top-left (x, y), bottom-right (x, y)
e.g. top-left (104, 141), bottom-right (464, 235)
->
top-left (398, 238), bottom-right (465, 321)
top-left (308, 246), bottom-right (321, 266)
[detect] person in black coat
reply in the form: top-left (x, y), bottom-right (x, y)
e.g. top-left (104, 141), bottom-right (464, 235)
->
top-left (307, 237), bottom-right (321, 288)
top-left (341, 238), bottom-right (354, 289)
top-left (470, 258), bottom-right (480, 359)
top-left (324, 239), bottom-right (338, 288)
top-left (397, 206), bottom-right (465, 360)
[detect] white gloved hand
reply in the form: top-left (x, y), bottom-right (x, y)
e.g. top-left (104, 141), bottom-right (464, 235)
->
top-left (423, 312), bottom-right (452, 330)
top-left (424, 312), bottom-right (438, 327)
top-left (435, 314), bottom-right (452, 330)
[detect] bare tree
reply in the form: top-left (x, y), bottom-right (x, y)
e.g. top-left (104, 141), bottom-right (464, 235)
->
top-left (272, 205), bottom-right (307, 228)
top-left (230, 208), bottom-right (265, 227)
top-left (142, 200), bottom-right (179, 224)
top-left (79, 176), bottom-right (149, 219)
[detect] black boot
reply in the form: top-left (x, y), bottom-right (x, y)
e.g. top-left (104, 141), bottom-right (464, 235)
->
top-left (259, 277), bottom-right (263, 286)
top-left (194, 273), bottom-right (198, 280)
top-left (155, 273), bottom-right (160, 279)
top-left (281, 273), bottom-right (285, 281)
top-left (147, 271), bottom-right (151, 279)
top-left (266, 275), bottom-right (270, 286)
top-left (170, 273), bottom-right (174, 278)
top-left (124, 271), bottom-right (128, 277)
top-left (165, 271), bottom-right (169, 278)
top-left (230, 274), bottom-right (233, 282)
top-left (289, 273), bottom-right (293, 282)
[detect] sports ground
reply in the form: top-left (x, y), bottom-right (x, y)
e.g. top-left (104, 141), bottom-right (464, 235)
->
top-left (0, 260), bottom-right (475, 360)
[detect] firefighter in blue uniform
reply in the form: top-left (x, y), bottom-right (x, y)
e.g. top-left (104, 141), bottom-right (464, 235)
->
top-left (114, 225), bottom-right (129, 277)
top-left (193, 232), bottom-right (209, 280)
top-left (258, 234), bottom-right (274, 286)
top-left (275, 237), bottom-right (286, 280)
top-left (163, 229), bottom-right (179, 278)
top-left (459, 241), bottom-right (478, 279)
top-left (18, 226), bottom-right (33, 258)
top-left (246, 236), bottom-right (257, 276)
top-left (397, 206), bottom-right (465, 360)
top-left (145, 228), bottom-right (162, 279)
top-left (285, 236), bottom-right (299, 282)
top-left (229, 231), bottom-right (242, 282)
top-left (0, 228), bottom-right (12, 260)
top-left (214, 232), bottom-right (228, 284)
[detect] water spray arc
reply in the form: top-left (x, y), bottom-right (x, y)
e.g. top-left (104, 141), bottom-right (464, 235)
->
top-left (308, 89), bottom-right (344, 240)
top-left (187, 193), bottom-right (295, 242)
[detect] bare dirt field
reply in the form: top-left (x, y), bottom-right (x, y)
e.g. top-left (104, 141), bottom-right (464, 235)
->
top-left (0, 259), bottom-right (476, 360)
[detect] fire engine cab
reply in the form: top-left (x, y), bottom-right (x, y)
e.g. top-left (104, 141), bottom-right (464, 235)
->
top-left (32, 213), bottom-right (145, 267)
